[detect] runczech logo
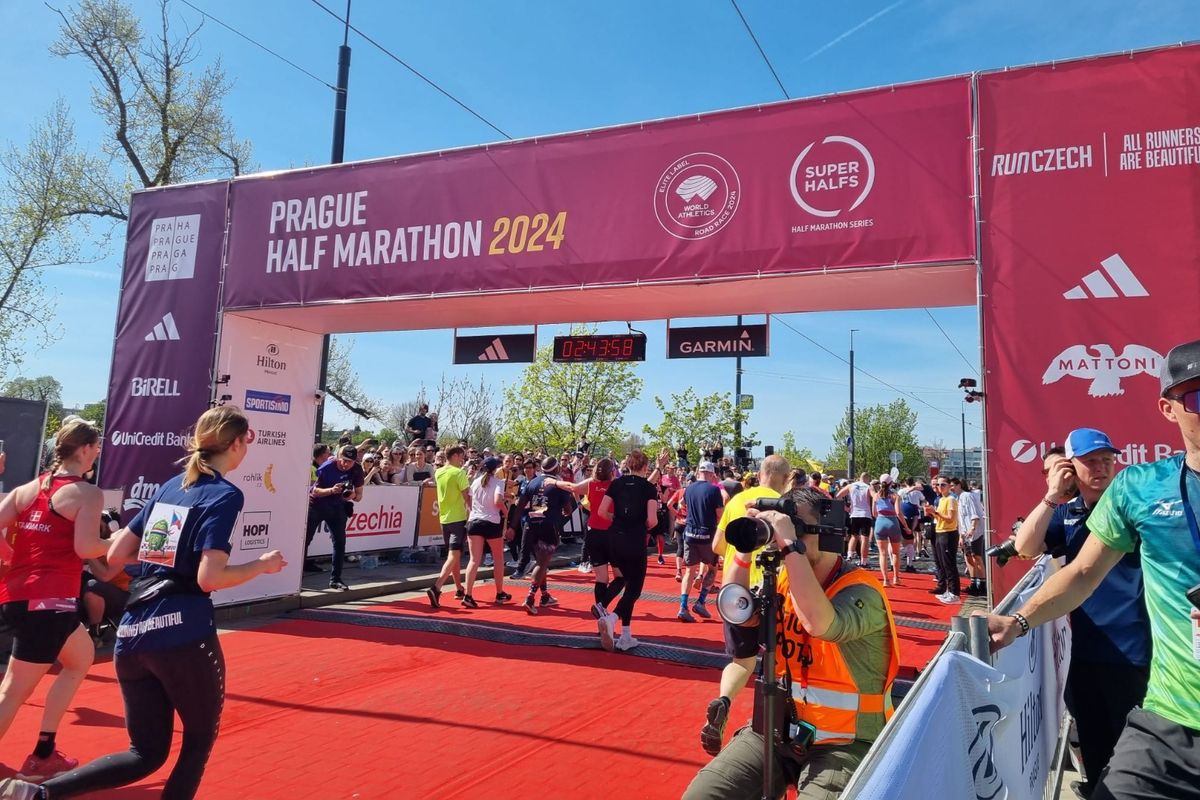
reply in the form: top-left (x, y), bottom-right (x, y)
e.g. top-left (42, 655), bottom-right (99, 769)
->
top-left (653, 152), bottom-right (741, 240)
top-left (968, 704), bottom-right (1004, 799)
top-left (789, 135), bottom-right (875, 218)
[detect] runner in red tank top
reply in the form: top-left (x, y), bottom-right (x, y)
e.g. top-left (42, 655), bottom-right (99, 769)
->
top-left (0, 419), bottom-right (107, 783)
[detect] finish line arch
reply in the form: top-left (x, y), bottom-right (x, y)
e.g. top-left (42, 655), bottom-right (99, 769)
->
top-left (101, 43), bottom-right (1200, 605)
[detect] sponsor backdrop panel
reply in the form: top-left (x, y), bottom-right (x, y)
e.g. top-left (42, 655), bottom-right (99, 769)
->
top-left (101, 183), bottom-right (229, 522)
top-left (222, 78), bottom-right (974, 308)
top-left (979, 45), bottom-right (1200, 596)
top-left (214, 314), bottom-right (321, 605)
top-left (0, 398), bottom-right (48, 489)
top-left (307, 484), bottom-right (420, 556)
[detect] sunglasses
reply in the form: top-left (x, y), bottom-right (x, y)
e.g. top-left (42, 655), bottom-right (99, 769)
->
top-left (1166, 389), bottom-right (1200, 414)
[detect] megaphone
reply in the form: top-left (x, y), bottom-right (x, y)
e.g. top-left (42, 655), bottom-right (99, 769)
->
top-left (716, 583), bottom-right (756, 625)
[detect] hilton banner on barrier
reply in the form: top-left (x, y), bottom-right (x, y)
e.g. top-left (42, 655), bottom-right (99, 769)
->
top-left (222, 78), bottom-right (973, 307)
top-left (979, 45), bottom-right (1200, 594)
top-left (101, 183), bottom-right (229, 523)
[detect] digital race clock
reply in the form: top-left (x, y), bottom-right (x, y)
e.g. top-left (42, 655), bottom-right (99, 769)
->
top-left (552, 334), bottom-right (647, 362)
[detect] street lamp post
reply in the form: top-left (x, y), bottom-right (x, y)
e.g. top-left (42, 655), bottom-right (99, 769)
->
top-left (848, 329), bottom-right (859, 477)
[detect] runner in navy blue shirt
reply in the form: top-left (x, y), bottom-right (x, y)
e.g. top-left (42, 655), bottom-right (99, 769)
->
top-left (26, 406), bottom-right (286, 800)
top-left (678, 462), bottom-right (724, 622)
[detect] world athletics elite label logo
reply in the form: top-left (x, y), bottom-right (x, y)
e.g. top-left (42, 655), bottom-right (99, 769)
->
top-left (653, 152), bottom-right (741, 240)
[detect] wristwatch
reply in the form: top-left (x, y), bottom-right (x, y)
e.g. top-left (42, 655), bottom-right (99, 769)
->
top-left (781, 540), bottom-right (807, 557)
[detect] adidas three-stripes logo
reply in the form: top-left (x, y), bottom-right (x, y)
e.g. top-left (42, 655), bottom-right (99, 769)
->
top-left (145, 312), bottom-right (180, 341)
top-left (1063, 254), bottom-right (1148, 300)
top-left (478, 338), bottom-right (509, 361)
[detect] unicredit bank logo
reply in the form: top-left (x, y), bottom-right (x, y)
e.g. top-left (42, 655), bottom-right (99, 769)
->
top-left (109, 430), bottom-right (188, 448)
top-left (145, 215), bottom-right (200, 282)
top-left (130, 377), bottom-right (181, 397)
top-left (789, 135), bottom-right (875, 218)
top-left (654, 152), bottom-right (741, 240)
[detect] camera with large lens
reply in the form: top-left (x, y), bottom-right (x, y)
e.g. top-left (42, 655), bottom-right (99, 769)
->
top-left (985, 539), bottom-right (1019, 567)
top-left (725, 496), bottom-right (848, 554)
top-left (339, 480), bottom-right (355, 497)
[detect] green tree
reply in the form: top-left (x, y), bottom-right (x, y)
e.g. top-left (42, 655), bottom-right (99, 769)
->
top-left (641, 388), bottom-right (751, 463)
top-left (778, 431), bottom-right (815, 471)
top-left (825, 399), bottom-right (925, 479)
top-left (497, 331), bottom-right (642, 454)
top-left (80, 399), bottom-right (107, 430)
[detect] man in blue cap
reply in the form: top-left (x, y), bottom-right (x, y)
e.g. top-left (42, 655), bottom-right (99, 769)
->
top-left (1008, 427), bottom-right (1151, 798)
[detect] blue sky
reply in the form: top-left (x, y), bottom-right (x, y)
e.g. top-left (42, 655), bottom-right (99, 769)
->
top-left (3, 0), bottom-right (1197, 457)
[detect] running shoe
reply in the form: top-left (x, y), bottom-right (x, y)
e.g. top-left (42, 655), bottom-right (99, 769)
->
top-left (0, 779), bottom-right (43, 799)
top-left (692, 602), bottom-right (711, 619)
top-left (454, 588), bottom-right (465, 601)
top-left (615, 634), bottom-right (639, 651)
top-left (700, 698), bottom-right (730, 756)
top-left (524, 596), bottom-right (539, 615)
top-left (904, 565), bottom-right (918, 573)
top-left (16, 750), bottom-right (78, 782)
top-left (539, 593), bottom-right (559, 607)
top-left (505, 560), bottom-right (520, 569)
top-left (426, 587), bottom-right (441, 609)
top-left (590, 602), bottom-right (606, 620)
top-left (577, 561), bottom-right (593, 574)
top-left (494, 592), bottom-right (512, 603)
top-left (598, 612), bottom-right (617, 652)
top-left (677, 608), bottom-right (696, 623)
top-left (937, 592), bottom-right (961, 604)
top-left (329, 580), bottom-right (349, 591)
top-left (657, 555), bottom-right (665, 565)
top-left (461, 594), bottom-right (479, 608)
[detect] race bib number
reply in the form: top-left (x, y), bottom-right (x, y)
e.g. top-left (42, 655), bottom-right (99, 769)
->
top-left (138, 502), bottom-right (190, 568)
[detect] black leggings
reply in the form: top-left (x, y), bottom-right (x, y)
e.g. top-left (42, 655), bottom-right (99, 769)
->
top-left (43, 635), bottom-right (225, 800)
top-left (608, 529), bottom-right (649, 626)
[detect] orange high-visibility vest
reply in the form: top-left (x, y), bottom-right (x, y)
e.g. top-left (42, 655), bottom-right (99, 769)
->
top-left (774, 565), bottom-right (901, 745)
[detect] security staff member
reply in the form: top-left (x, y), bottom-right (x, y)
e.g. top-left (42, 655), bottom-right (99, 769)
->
top-left (683, 487), bottom-right (901, 799)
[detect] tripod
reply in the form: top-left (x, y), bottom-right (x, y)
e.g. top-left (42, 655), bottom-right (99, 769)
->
top-left (755, 547), bottom-right (786, 800)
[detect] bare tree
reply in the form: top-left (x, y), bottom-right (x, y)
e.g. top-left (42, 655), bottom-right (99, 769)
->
top-left (324, 336), bottom-right (383, 421)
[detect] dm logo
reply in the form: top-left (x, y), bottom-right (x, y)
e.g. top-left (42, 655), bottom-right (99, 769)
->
top-left (968, 704), bottom-right (1004, 800)
top-left (653, 152), bottom-right (741, 240)
top-left (789, 135), bottom-right (875, 218)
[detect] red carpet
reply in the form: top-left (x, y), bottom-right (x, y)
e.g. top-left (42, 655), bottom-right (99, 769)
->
top-left (1, 620), bottom-right (747, 799)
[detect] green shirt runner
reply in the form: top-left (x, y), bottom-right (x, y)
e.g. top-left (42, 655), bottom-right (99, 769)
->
top-left (435, 464), bottom-right (469, 525)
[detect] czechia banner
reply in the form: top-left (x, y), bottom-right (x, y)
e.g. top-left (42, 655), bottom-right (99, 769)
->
top-left (979, 46), bottom-right (1200, 594)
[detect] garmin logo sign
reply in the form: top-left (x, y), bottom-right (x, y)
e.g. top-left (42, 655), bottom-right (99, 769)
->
top-left (667, 323), bottom-right (769, 359)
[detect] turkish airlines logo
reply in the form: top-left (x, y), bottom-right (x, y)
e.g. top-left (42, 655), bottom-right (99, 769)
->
top-left (789, 135), bottom-right (875, 218)
top-left (1042, 344), bottom-right (1163, 397)
top-left (1063, 254), bottom-right (1148, 300)
top-left (478, 338), bottom-right (510, 362)
top-left (144, 313), bottom-right (180, 341)
top-left (653, 152), bottom-right (741, 240)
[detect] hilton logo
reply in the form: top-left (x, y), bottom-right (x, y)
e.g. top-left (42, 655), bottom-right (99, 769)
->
top-left (257, 343), bottom-right (287, 374)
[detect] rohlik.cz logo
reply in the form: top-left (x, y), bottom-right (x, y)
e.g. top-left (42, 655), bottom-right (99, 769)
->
top-left (245, 390), bottom-right (291, 415)
top-left (144, 214), bottom-right (200, 282)
top-left (144, 312), bottom-right (180, 341)
top-left (257, 343), bottom-right (287, 374)
top-left (653, 152), bottom-right (741, 240)
top-left (1063, 254), bottom-right (1148, 300)
top-left (109, 430), bottom-right (187, 448)
top-left (123, 476), bottom-right (162, 512)
top-left (789, 135), bottom-right (875, 218)
top-left (130, 377), bottom-right (180, 397)
top-left (1042, 344), bottom-right (1163, 397)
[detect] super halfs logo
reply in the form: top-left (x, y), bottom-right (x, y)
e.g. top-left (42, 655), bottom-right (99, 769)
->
top-left (145, 215), bottom-right (201, 282)
top-left (789, 135), bottom-right (875, 226)
top-left (653, 153), bottom-right (741, 240)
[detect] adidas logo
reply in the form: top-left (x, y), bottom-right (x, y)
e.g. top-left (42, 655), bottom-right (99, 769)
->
top-left (145, 313), bottom-right (180, 341)
top-left (478, 338), bottom-right (510, 362)
top-left (1063, 254), bottom-right (1148, 300)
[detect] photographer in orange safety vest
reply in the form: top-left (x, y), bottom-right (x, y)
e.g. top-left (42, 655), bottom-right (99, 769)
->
top-left (683, 486), bottom-right (901, 800)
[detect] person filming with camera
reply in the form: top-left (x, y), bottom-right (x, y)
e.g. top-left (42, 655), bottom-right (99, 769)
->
top-left (683, 487), bottom-right (901, 800)
top-left (303, 444), bottom-right (364, 591)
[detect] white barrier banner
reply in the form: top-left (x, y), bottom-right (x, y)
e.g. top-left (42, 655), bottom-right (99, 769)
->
top-left (308, 484), bottom-right (420, 555)
top-left (852, 559), bottom-right (1071, 800)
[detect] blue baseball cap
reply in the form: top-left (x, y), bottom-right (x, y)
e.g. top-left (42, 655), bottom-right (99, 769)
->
top-left (1064, 428), bottom-right (1119, 459)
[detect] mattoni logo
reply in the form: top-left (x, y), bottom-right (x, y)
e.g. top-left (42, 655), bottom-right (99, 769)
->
top-left (144, 313), bottom-right (181, 341)
top-left (239, 511), bottom-right (270, 550)
top-left (1042, 343), bottom-right (1163, 397)
top-left (478, 338), bottom-right (510, 362)
top-left (257, 343), bottom-right (287, 374)
top-left (144, 214), bottom-right (200, 282)
top-left (653, 152), bottom-right (741, 240)
top-left (123, 475), bottom-right (161, 513)
top-left (130, 377), bottom-right (181, 397)
top-left (789, 135), bottom-right (874, 218)
top-left (1063, 254), bottom-right (1148, 300)
top-left (967, 704), bottom-right (1004, 800)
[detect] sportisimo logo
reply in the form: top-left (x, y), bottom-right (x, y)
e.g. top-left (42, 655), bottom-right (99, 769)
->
top-left (145, 215), bottom-right (200, 282)
top-left (1041, 343), bottom-right (1163, 397)
top-left (789, 135), bottom-right (875, 218)
top-left (109, 430), bottom-right (187, 448)
top-left (245, 390), bottom-right (291, 415)
top-left (653, 152), bottom-right (741, 240)
top-left (1063, 254), bottom-right (1148, 300)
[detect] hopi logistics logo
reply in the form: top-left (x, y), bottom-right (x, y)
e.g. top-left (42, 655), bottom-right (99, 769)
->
top-left (239, 511), bottom-right (271, 550)
top-left (653, 152), bottom-right (741, 240)
top-left (145, 215), bottom-right (200, 282)
top-left (245, 390), bottom-right (291, 415)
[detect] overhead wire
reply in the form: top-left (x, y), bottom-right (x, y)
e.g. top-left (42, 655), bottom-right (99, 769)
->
top-left (922, 307), bottom-right (979, 376)
top-left (768, 314), bottom-right (978, 427)
top-left (177, 0), bottom-right (336, 91)
top-left (729, 0), bottom-right (790, 99)
top-left (307, 0), bottom-right (512, 140)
